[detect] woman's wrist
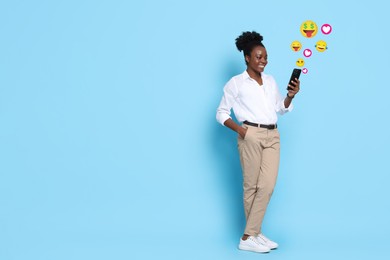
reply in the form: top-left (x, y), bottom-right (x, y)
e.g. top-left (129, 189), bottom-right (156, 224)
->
top-left (287, 93), bottom-right (295, 99)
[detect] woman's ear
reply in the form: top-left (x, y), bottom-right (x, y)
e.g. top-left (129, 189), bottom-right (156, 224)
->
top-left (245, 55), bottom-right (250, 64)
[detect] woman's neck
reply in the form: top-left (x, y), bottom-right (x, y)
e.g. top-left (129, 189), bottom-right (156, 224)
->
top-left (246, 68), bottom-right (262, 85)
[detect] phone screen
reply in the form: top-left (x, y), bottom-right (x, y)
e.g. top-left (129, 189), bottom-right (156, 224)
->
top-left (287, 68), bottom-right (301, 90)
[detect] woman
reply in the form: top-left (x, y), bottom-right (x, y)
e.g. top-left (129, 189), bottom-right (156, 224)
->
top-left (216, 31), bottom-right (300, 253)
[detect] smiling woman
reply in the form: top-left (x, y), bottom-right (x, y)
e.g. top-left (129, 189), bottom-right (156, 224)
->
top-left (216, 31), bottom-right (301, 254)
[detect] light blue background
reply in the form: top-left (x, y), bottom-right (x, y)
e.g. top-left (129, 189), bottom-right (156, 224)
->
top-left (1, 0), bottom-right (389, 259)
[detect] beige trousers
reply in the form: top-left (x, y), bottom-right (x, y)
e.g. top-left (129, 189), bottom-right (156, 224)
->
top-left (237, 124), bottom-right (280, 236)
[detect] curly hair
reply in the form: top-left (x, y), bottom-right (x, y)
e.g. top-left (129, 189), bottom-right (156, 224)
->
top-left (235, 31), bottom-right (265, 63)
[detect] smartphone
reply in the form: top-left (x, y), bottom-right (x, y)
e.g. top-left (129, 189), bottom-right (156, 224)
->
top-left (287, 68), bottom-right (301, 90)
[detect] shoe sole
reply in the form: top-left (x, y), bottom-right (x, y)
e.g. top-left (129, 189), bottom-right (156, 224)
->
top-left (267, 243), bottom-right (278, 250)
top-left (238, 245), bottom-right (270, 253)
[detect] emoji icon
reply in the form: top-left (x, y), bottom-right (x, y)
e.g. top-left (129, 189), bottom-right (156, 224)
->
top-left (315, 40), bottom-right (328, 52)
top-left (302, 68), bottom-right (308, 74)
top-left (300, 20), bottom-right (318, 38)
top-left (321, 24), bottom-right (332, 35)
top-left (303, 49), bottom-right (312, 57)
top-left (291, 40), bottom-right (302, 52)
top-left (296, 58), bottom-right (305, 67)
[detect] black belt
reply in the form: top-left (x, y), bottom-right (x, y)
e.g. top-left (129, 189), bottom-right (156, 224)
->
top-left (243, 120), bottom-right (277, 129)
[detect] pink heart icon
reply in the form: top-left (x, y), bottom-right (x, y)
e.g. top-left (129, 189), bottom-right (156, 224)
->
top-left (303, 49), bottom-right (312, 57)
top-left (302, 68), bottom-right (308, 74)
top-left (321, 24), bottom-right (332, 34)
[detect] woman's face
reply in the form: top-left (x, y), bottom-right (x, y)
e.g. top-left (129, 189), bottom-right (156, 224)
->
top-left (245, 46), bottom-right (268, 74)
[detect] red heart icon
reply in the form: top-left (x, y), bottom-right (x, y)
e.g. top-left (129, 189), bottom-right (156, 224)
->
top-left (303, 49), bottom-right (312, 57)
top-left (321, 24), bottom-right (332, 34)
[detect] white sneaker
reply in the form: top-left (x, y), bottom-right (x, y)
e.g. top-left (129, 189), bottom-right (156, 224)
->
top-left (256, 233), bottom-right (279, 249)
top-left (238, 236), bottom-right (270, 253)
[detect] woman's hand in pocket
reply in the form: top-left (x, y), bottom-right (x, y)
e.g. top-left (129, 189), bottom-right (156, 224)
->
top-left (238, 126), bottom-right (248, 139)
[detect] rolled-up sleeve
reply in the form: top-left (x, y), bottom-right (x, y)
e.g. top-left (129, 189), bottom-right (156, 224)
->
top-left (275, 82), bottom-right (293, 115)
top-left (216, 79), bottom-right (237, 125)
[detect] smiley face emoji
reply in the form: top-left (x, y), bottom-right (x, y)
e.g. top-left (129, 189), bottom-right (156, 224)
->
top-left (296, 58), bottom-right (305, 67)
top-left (315, 40), bottom-right (328, 52)
top-left (291, 40), bottom-right (302, 52)
top-left (300, 20), bottom-right (318, 38)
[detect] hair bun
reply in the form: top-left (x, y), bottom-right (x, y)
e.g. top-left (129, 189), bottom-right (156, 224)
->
top-left (235, 31), bottom-right (263, 52)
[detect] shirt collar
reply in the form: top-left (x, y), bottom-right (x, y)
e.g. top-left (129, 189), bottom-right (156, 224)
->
top-left (242, 70), bottom-right (251, 80)
top-left (242, 70), bottom-right (268, 81)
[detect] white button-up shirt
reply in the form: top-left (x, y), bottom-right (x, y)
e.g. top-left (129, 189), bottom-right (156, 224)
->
top-left (216, 70), bottom-right (293, 125)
